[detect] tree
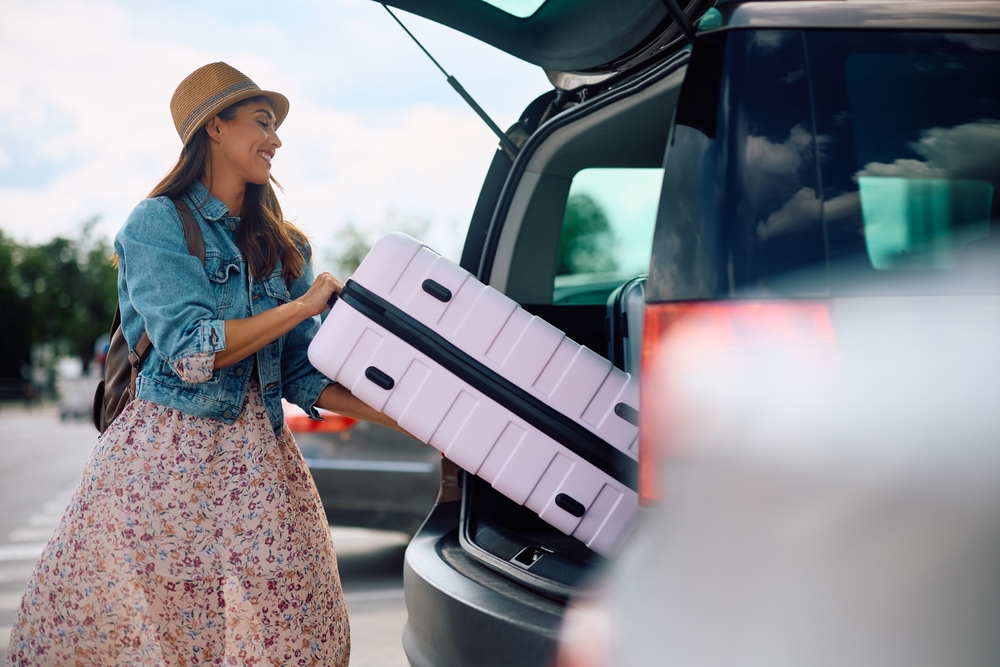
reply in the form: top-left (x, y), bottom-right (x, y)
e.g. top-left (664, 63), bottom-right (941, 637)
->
top-left (0, 219), bottom-right (118, 380)
top-left (323, 212), bottom-right (431, 279)
top-left (557, 193), bottom-right (618, 275)
top-left (0, 231), bottom-right (33, 380)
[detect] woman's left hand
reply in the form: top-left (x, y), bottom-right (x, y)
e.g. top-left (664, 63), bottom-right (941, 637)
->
top-left (298, 272), bottom-right (343, 318)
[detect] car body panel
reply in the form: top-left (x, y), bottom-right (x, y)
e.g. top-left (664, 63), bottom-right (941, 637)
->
top-left (713, 0), bottom-right (1000, 31)
top-left (402, 502), bottom-right (564, 667)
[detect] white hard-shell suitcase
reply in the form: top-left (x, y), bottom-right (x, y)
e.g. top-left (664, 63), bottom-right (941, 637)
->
top-left (308, 233), bottom-right (639, 557)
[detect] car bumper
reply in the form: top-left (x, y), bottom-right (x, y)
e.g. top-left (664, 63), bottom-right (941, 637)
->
top-left (402, 502), bottom-right (566, 667)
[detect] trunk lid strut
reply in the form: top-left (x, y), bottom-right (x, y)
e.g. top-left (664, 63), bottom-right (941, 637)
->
top-left (383, 4), bottom-right (521, 159)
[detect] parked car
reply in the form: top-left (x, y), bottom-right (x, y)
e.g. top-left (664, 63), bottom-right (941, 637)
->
top-left (385, 1), bottom-right (1000, 665)
top-left (283, 400), bottom-right (440, 535)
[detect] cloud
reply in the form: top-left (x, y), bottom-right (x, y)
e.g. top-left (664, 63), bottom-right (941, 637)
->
top-left (0, 0), bottom-right (550, 258)
top-left (857, 120), bottom-right (1000, 181)
top-left (742, 124), bottom-right (817, 215)
top-left (856, 159), bottom-right (945, 179)
top-left (745, 125), bottom-right (812, 179)
top-left (756, 187), bottom-right (820, 240)
top-left (752, 31), bottom-right (793, 52)
top-left (944, 34), bottom-right (1000, 52)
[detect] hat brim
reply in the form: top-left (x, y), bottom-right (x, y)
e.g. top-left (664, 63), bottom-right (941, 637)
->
top-left (180, 87), bottom-right (290, 145)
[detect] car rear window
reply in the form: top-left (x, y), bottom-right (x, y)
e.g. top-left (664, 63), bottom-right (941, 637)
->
top-left (553, 167), bottom-right (661, 304)
top-left (650, 29), bottom-right (1000, 301)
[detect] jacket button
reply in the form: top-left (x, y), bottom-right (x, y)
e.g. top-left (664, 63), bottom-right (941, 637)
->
top-left (234, 367), bottom-right (244, 376)
top-left (217, 269), bottom-right (225, 278)
top-left (229, 222), bottom-right (238, 231)
top-left (223, 410), bottom-right (233, 419)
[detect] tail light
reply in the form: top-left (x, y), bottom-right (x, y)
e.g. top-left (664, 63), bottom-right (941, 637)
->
top-left (282, 399), bottom-right (358, 434)
top-left (638, 300), bottom-right (835, 505)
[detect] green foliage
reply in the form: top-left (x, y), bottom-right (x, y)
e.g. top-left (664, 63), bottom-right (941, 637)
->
top-left (0, 219), bottom-right (118, 378)
top-left (557, 194), bottom-right (618, 275)
top-left (323, 212), bottom-right (431, 279)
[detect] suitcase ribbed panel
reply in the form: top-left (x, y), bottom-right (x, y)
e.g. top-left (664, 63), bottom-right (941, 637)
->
top-left (309, 233), bottom-right (638, 557)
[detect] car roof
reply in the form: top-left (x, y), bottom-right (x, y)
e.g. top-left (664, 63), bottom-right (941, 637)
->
top-left (709, 0), bottom-right (1000, 31)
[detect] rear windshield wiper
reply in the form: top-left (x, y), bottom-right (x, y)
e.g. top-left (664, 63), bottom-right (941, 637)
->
top-left (382, 4), bottom-right (521, 160)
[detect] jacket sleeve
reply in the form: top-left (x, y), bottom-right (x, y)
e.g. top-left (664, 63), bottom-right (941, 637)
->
top-left (280, 249), bottom-right (332, 418)
top-left (114, 198), bottom-right (227, 375)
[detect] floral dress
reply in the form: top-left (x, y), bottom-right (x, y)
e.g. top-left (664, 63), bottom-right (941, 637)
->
top-left (5, 374), bottom-right (350, 667)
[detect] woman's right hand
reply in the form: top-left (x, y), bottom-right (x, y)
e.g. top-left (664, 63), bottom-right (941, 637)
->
top-left (298, 272), bottom-right (343, 318)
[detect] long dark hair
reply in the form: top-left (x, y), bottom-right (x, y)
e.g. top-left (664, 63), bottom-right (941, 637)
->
top-left (148, 95), bottom-right (307, 285)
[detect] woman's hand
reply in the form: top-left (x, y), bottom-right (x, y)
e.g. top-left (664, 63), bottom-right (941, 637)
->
top-left (297, 272), bottom-right (343, 318)
top-left (215, 272), bottom-right (343, 369)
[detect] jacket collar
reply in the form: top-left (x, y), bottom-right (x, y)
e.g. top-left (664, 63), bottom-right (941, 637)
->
top-left (185, 181), bottom-right (233, 222)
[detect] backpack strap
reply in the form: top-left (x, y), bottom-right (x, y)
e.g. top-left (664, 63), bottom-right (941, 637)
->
top-left (173, 197), bottom-right (207, 264)
top-left (95, 197), bottom-right (210, 433)
top-left (130, 198), bottom-right (207, 380)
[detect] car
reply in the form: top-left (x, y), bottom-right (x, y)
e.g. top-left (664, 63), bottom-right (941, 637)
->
top-left (385, 1), bottom-right (1000, 665)
top-left (283, 400), bottom-right (441, 535)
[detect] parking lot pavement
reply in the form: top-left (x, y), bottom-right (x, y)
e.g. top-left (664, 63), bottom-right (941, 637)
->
top-left (0, 404), bottom-right (412, 666)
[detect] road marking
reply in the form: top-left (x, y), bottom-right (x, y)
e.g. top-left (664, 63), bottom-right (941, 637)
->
top-left (0, 625), bottom-right (11, 652)
top-left (9, 528), bottom-right (54, 543)
top-left (0, 565), bottom-right (35, 584)
top-left (0, 544), bottom-right (46, 562)
top-left (343, 588), bottom-right (405, 604)
top-left (0, 593), bottom-right (22, 612)
top-left (26, 514), bottom-right (63, 529)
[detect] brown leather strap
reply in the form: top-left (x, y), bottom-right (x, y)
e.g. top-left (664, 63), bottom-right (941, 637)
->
top-left (173, 197), bottom-right (207, 264)
top-left (96, 199), bottom-right (209, 433)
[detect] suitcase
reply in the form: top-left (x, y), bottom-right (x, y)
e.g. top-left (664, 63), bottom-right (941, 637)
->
top-left (606, 276), bottom-right (646, 376)
top-left (308, 233), bottom-right (639, 557)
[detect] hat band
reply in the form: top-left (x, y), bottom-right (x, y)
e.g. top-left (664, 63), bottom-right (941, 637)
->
top-left (179, 79), bottom-right (261, 142)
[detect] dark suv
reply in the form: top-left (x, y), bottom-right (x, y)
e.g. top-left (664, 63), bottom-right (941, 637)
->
top-left (386, 1), bottom-right (1000, 665)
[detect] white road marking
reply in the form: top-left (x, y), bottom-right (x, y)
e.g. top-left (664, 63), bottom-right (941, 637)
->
top-left (9, 528), bottom-right (55, 543)
top-left (329, 526), bottom-right (410, 556)
top-left (343, 588), bottom-right (405, 604)
top-left (26, 514), bottom-right (63, 529)
top-left (0, 544), bottom-right (46, 562)
top-left (0, 593), bottom-right (22, 612)
top-left (0, 565), bottom-right (35, 584)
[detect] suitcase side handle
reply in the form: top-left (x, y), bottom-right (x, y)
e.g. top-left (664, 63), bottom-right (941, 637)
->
top-left (364, 366), bottom-right (396, 391)
top-left (422, 279), bottom-right (453, 302)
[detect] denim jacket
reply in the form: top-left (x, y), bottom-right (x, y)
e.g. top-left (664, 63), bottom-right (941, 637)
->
top-left (113, 181), bottom-right (330, 434)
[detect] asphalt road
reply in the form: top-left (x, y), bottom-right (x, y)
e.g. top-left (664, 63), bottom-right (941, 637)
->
top-left (0, 401), bottom-right (410, 666)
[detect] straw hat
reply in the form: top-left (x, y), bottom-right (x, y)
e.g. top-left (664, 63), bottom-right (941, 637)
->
top-left (170, 62), bottom-right (289, 145)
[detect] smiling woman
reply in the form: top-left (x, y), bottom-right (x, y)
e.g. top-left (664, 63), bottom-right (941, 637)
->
top-left (4, 62), bottom-right (407, 667)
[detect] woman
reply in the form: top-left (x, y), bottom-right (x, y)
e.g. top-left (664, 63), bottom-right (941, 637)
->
top-left (6, 62), bottom-right (393, 666)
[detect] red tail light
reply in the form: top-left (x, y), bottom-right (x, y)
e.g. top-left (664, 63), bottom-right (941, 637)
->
top-left (639, 301), bottom-right (835, 505)
top-left (282, 399), bottom-right (358, 434)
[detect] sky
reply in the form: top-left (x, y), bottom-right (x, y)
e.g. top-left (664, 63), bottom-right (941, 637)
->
top-left (0, 0), bottom-right (552, 267)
